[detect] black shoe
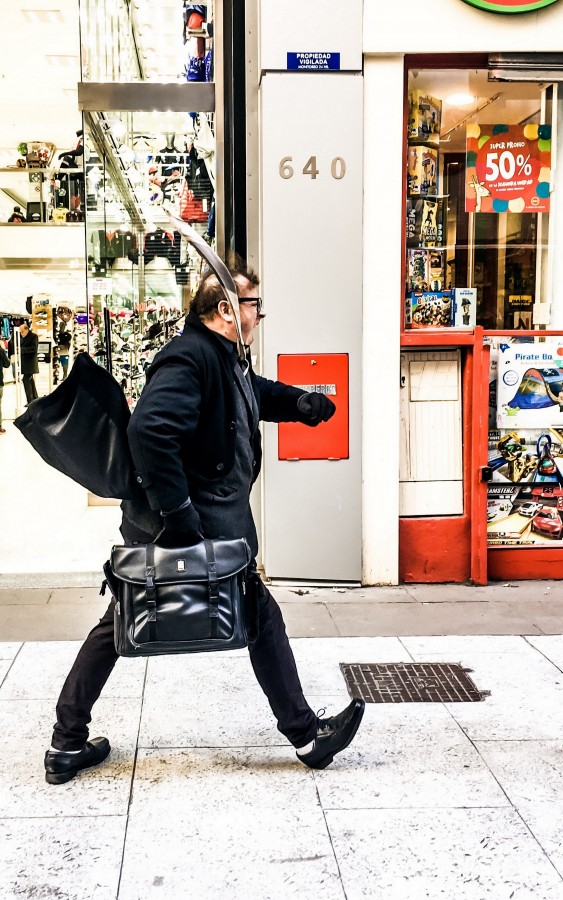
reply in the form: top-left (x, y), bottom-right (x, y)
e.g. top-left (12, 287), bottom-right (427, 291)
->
top-left (44, 737), bottom-right (111, 785)
top-left (297, 699), bottom-right (365, 770)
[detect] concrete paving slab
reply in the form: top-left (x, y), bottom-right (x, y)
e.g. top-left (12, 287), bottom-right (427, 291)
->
top-left (401, 635), bottom-right (538, 657)
top-left (278, 601), bottom-right (339, 637)
top-left (0, 661), bottom-right (11, 686)
top-left (0, 697), bottom-right (141, 817)
top-left (0, 599), bottom-right (108, 641)
top-left (0, 589), bottom-right (50, 606)
top-left (326, 600), bottom-right (545, 636)
top-left (444, 651), bottom-right (563, 741)
top-left (48, 587), bottom-right (104, 604)
top-left (139, 653), bottom-right (285, 748)
top-left (0, 817), bottom-right (125, 900)
top-left (290, 636), bottom-right (412, 694)
top-left (314, 703), bottom-right (508, 811)
top-left (326, 808), bottom-right (563, 900)
top-left (527, 635), bottom-right (563, 669)
top-left (476, 739), bottom-right (563, 807)
top-left (120, 803), bottom-right (343, 900)
top-left (0, 641), bottom-right (146, 701)
top-left (0, 642), bottom-right (21, 659)
top-left (270, 584), bottom-right (413, 604)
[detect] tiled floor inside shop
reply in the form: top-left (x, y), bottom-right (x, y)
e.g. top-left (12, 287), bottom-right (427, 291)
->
top-left (4, 632), bottom-right (563, 899)
top-left (0, 413), bottom-right (121, 582)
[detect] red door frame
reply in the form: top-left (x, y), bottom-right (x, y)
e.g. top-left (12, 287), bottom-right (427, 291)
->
top-left (399, 328), bottom-right (489, 584)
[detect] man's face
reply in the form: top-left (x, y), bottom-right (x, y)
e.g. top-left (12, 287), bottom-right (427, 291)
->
top-left (20, 324), bottom-right (28, 337)
top-left (235, 276), bottom-right (264, 346)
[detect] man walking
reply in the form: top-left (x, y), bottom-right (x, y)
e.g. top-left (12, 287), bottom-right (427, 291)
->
top-left (0, 339), bottom-right (9, 433)
top-left (44, 257), bottom-right (364, 784)
top-left (19, 323), bottom-right (39, 405)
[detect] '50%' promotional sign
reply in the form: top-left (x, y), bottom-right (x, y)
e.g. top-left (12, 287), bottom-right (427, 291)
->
top-left (465, 123), bottom-right (551, 214)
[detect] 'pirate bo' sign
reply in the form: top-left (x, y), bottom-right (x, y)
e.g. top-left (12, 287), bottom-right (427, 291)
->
top-left (462, 0), bottom-right (558, 12)
top-left (465, 124), bottom-right (551, 214)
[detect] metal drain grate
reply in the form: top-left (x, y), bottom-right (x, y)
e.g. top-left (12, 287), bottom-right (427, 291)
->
top-left (340, 663), bottom-right (489, 703)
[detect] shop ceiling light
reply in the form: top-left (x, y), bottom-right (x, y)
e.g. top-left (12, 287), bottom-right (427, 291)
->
top-left (445, 92), bottom-right (476, 106)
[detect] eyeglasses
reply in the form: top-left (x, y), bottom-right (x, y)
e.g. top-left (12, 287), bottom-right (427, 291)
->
top-left (238, 297), bottom-right (263, 315)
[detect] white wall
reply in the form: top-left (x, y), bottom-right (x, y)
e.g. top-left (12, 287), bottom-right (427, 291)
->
top-left (260, 73), bottom-right (363, 581)
top-left (362, 55), bottom-right (404, 585)
top-left (261, 0), bottom-right (362, 71)
top-left (365, 0), bottom-right (563, 53)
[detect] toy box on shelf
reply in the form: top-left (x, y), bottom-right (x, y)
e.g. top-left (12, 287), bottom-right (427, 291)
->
top-left (407, 249), bottom-right (446, 292)
top-left (407, 145), bottom-right (438, 196)
top-left (405, 290), bottom-right (453, 329)
top-left (406, 196), bottom-right (445, 247)
top-left (452, 288), bottom-right (477, 328)
top-left (408, 91), bottom-right (442, 145)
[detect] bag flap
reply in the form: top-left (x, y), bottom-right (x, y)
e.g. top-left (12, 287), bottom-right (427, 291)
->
top-left (111, 538), bottom-right (250, 584)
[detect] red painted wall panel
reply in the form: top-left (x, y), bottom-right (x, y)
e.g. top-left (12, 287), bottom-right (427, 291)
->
top-left (399, 517), bottom-right (471, 583)
top-left (488, 548), bottom-right (563, 581)
top-left (277, 354), bottom-right (349, 460)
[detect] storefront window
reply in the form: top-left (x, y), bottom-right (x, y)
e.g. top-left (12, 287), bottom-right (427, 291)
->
top-left (79, 0), bottom-right (216, 84)
top-left (84, 109), bottom-right (216, 406)
top-left (405, 68), bottom-right (552, 331)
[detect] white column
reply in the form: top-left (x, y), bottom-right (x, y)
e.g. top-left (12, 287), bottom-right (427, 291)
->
top-left (362, 54), bottom-right (405, 585)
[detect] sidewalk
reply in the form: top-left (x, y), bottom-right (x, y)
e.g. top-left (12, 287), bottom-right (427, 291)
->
top-left (2, 583), bottom-right (563, 898)
top-left (1, 579), bottom-right (562, 642)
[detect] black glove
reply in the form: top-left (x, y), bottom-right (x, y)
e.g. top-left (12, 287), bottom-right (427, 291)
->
top-left (297, 392), bottom-right (336, 425)
top-left (159, 503), bottom-right (203, 547)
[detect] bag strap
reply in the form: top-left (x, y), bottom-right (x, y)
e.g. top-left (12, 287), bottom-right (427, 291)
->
top-left (164, 208), bottom-right (246, 364)
top-left (203, 539), bottom-right (219, 638)
top-left (145, 543), bottom-right (158, 641)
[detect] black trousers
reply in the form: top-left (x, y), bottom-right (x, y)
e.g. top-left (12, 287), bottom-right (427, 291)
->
top-left (52, 572), bottom-right (317, 751)
top-left (22, 374), bottom-right (38, 404)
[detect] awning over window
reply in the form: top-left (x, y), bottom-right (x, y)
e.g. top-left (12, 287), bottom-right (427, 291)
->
top-left (489, 53), bottom-right (563, 82)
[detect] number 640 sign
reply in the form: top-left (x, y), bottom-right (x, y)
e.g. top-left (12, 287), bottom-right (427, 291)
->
top-left (279, 156), bottom-right (346, 180)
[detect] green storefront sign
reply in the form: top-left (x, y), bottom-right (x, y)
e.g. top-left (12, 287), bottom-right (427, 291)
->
top-left (462, 0), bottom-right (558, 12)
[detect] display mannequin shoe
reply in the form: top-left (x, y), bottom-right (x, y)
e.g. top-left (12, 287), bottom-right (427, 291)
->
top-left (297, 699), bottom-right (365, 770)
top-left (44, 737), bottom-right (111, 784)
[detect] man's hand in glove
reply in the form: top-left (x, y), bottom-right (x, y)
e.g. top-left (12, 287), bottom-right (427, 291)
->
top-left (297, 392), bottom-right (336, 426)
top-left (159, 502), bottom-right (203, 547)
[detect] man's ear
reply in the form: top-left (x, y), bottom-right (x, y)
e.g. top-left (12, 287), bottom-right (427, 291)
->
top-left (217, 299), bottom-right (233, 322)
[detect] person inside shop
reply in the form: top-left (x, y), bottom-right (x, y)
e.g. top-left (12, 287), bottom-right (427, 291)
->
top-left (57, 327), bottom-right (72, 380)
top-left (8, 206), bottom-right (26, 223)
top-left (44, 255), bottom-right (365, 785)
top-left (19, 322), bottom-right (39, 405)
top-left (0, 338), bottom-right (9, 433)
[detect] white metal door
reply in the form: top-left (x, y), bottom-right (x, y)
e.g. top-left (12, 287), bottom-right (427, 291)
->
top-left (399, 350), bottom-right (463, 516)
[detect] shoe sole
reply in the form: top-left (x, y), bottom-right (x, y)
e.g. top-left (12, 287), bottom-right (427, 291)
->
top-left (307, 702), bottom-right (366, 770)
top-left (45, 745), bottom-right (111, 785)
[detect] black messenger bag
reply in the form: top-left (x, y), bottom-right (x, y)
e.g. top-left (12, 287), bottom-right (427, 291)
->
top-left (104, 538), bottom-right (250, 657)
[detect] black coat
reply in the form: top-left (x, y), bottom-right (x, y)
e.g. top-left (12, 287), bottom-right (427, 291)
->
top-left (20, 331), bottom-right (39, 375)
top-left (128, 310), bottom-right (311, 513)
